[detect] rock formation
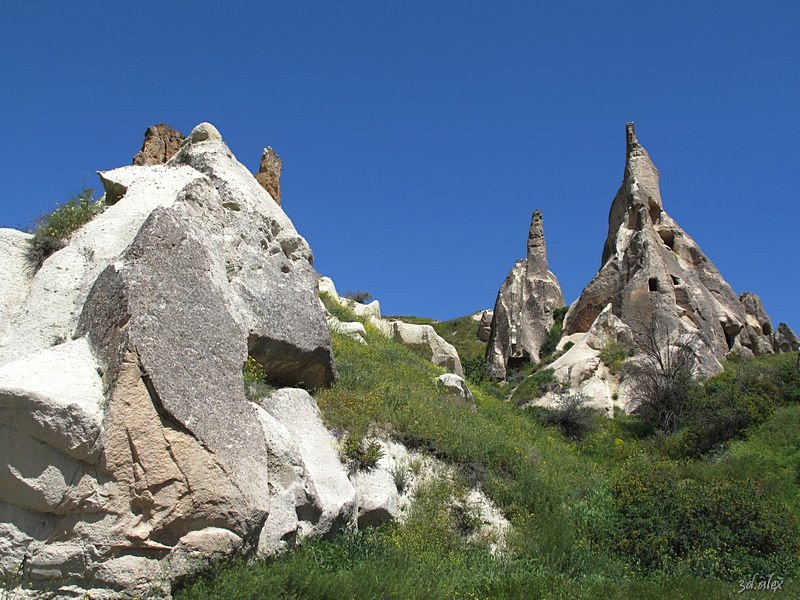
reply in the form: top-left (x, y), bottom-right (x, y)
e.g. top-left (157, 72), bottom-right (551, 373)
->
top-left (0, 122), bottom-right (341, 597)
top-left (132, 123), bottom-right (185, 166)
top-left (563, 123), bottom-right (777, 374)
top-left (256, 146), bottom-right (282, 205)
top-left (485, 210), bottom-right (565, 380)
top-left (774, 322), bottom-right (800, 353)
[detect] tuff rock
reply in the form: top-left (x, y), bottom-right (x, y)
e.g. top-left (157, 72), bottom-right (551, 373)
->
top-left (132, 123), bottom-right (185, 166)
top-left (0, 122), bottom-right (338, 597)
top-left (774, 322), bottom-right (800, 353)
top-left (486, 210), bottom-right (565, 380)
top-left (563, 123), bottom-right (778, 375)
top-left (256, 146), bottom-right (283, 205)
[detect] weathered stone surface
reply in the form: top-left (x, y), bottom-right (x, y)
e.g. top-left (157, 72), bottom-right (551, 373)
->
top-left (351, 467), bottom-right (400, 529)
top-left (737, 292), bottom-right (775, 356)
top-left (477, 309), bottom-right (493, 342)
top-left (0, 122), bottom-right (338, 596)
top-left (437, 373), bottom-right (476, 411)
top-left (372, 318), bottom-right (463, 377)
top-left (563, 123), bottom-right (776, 373)
top-left (486, 210), bottom-right (565, 379)
top-left (536, 305), bottom-right (634, 415)
top-left (256, 146), bottom-right (283, 205)
top-left (0, 229), bottom-right (33, 342)
top-left (258, 388), bottom-right (356, 555)
top-left (132, 123), bottom-right (185, 166)
top-left (774, 322), bottom-right (800, 353)
top-left (171, 130), bottom-right (335, 389)
top-left (328, 315), bottom-right (368, 344)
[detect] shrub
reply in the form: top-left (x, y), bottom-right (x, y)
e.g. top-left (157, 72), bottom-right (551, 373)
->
top-left (27, 188), bottom-right (104, 269)
top-left (534, 391), bottom-right (599, 440)
top-left (598, 340), bottom-right (630, 373)
top-left (342, 434), bottom-right (384, 471)
top-left (624, 318), bottom-right (698, 433)
top-left (344, 290), bottom-right (373, 304)
top-left (539, 306), bottom-right (569, 359)
top-left (391, 462), bottom-right (410, 493)
top-left (461, 356), bottom-right (487, 385)
top-left (510, 368), bottom-right (557, 406)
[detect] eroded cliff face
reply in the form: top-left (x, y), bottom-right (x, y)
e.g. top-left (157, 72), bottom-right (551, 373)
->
top-left (563, 123), bottom-right (776, 375)
top-left (0, 123), bottom-right (354, 598)
top-left (485, 210), bottom-right (565, 380)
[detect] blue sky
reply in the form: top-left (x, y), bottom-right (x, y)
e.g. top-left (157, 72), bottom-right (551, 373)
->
top-left (1, 2), bottom-right (798, 326)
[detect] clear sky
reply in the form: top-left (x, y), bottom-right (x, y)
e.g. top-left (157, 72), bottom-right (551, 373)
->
top-left (1, 2), bottom-right (797, 327)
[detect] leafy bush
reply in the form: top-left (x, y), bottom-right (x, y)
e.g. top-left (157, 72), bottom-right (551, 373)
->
top-left (342, 435), bottom-right (384, 471)
top-left (461, 356), bottom-right (487, 385)
top-left (539, 306), bottom-right (569, 359)
top-left (609, 454), bottom-right (800, 579)
top-left (27, 188), bottom-right (104, 269)
top-left (510, 368), bottom-right (557, 406)
top-left (598, 340), bottom-right (630, 373)
top-left (533, 391), bottom-right (599, 440)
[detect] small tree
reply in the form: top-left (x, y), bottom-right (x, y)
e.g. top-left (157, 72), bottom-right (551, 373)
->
top-left (624, 317), bottom-right (698, 434)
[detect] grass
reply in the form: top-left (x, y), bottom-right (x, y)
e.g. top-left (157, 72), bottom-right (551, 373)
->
top-left (26, 188), bottom-right (104, 269)
top-left (178, 305), bottom-right (800, 598)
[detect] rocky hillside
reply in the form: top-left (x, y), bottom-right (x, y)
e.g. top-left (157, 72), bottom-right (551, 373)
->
top-left (0, 121), bottom-right (798, 599)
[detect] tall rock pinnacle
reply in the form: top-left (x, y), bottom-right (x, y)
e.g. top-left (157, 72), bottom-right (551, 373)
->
top-left (132, 123), bottom-right (185, 166)
top-left (564, 122), bottom-right (778, 373)
top-left (256, 146), bottom-right (283, 205)
top-left (485, 210), bottom-right (565, 380)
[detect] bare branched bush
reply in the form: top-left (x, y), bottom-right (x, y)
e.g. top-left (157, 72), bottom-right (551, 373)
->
top-left (624, 317), bottom-right (698, 433)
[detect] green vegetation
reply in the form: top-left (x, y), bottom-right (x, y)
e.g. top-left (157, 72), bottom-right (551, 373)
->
top-left (242, 355), bottom-right (275, 401)
top-left (539, 305), bottom-right (569, 360)
top-left (344, 290), bottom-right (373, 304)
top-left (598, 340), bottom-right (630, 373)
top-left (27, 188), bottom-right (104, 269)
top-left (509, 367), bottom-right (557, 406)
top-left (179, 303), bottom-right (800, 598)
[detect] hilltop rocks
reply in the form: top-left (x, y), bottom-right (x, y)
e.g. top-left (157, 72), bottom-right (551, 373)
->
top-left (132, 123), bottom-right (184, 166)
top-left (256, 146), bottom-right (283, 205)
top-left (486, 210), bottom-right (565, 380)
top-left (563, 123), bottom-right (777, 374)
top-left (373, 318), bottom-right (464, 377)
top-left (774, 322), bottom-right (800, 353)
top-left (0, 122), bottom-right (337, 596)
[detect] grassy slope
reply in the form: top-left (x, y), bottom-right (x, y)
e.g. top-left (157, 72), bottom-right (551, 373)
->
top-left (177, 313), bottom-right (800, 599)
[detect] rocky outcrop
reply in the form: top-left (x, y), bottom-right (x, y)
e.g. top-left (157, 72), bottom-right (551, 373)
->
top-left (319, 276), bottom-right (382, 321)
top-left (257, 389), bottom-right (356, 556)
top-left (485, 210), bottom-right (565, 380)
top-left (476, 310), bottom-right (493, 342)
top-left (564, 123), bottom-right (777, 374)
top-left (437, 373), bottom-right (476, 411)
top-left (132, 123), bottom-right (184, 166)
top-left (0, 229), bottom-right (33, 342)
top-left (256, 146), bottom-right (283, 205)
top-left (0, 122), bottom-right (338, 597)
top-left (371, 318), bottom-right (463, 377)
top-left (534, 305), bottom-right (634, 415)
top-left (774, 322), bottom-right (800, 353)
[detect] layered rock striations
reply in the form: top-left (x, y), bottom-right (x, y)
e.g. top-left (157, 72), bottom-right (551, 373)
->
top-left (485, 210), bottom-right (565, 380)
top-left (563, 123), bottom-right (777, 374)
top-left (0, 123), bottom-right (347, 597)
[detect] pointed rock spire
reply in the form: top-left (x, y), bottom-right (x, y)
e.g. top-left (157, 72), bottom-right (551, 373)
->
top-left (564, 123), bottom-right (779, 374)
top-left (485, 210), bottom-right (565, 380)
top-left (256, 146), bottom-right (283, 205)
top-left (132, 123), bottom-right (184, 166)
top-left (526, 209), bottom-right (549, 277)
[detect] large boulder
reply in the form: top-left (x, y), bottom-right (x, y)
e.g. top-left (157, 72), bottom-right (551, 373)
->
top-left (255, 146), bottom-right (283, 205)
top-left (774, 322), bottom-right (800, 353)
top-left (0, 122), bottom-right (337, 596)
top-left (257, 389), bottom-right (357, 556)
top-left (0, 229), bottom-right (33, 342)
top-left (371, 318), bottom-right (463, 377)
top-left (564, 123), bottom-right (777, 374)
top-left (485, 210), bottom-right (565, 380)
top-left (132, 123), bottom-right (185, 166)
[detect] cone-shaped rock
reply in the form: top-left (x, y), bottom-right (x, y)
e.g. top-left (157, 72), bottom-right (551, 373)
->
top-left (485, 210), bottom-right (565, 380)
top-left (564, 122), bottom-right (776, 372)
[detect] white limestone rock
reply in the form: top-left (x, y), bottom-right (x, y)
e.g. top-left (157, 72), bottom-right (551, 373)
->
top-left (437, 373), bottom-right (476, 411)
